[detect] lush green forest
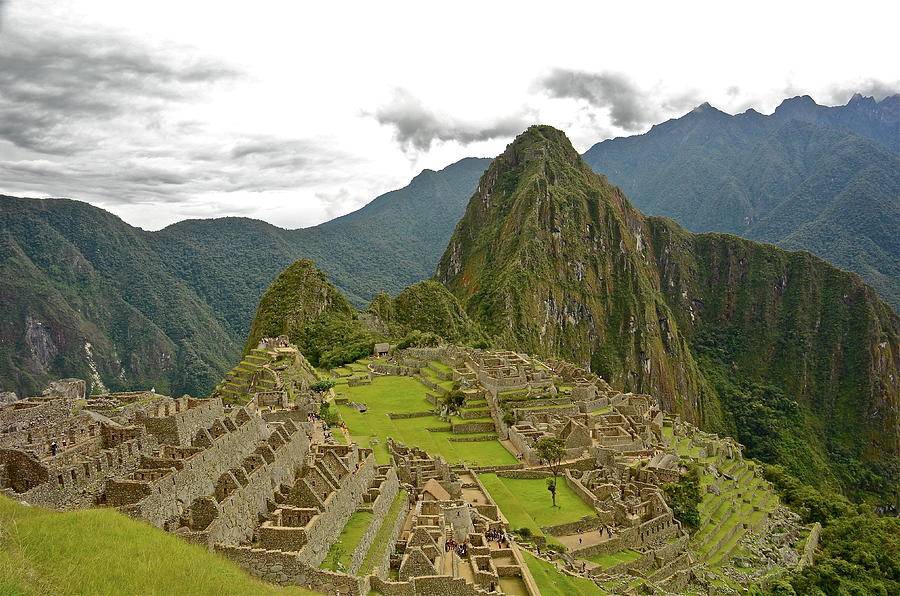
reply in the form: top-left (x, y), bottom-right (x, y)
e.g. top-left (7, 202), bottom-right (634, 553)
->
top-left (0, 158), bottom-right (487, 398)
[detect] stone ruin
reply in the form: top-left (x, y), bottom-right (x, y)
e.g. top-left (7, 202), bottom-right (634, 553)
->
top-left (0, 345), bottom-right (804, 595)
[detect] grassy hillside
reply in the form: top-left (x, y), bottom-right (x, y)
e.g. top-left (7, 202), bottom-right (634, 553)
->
top-left (0, 495), bottom-right (320, 596)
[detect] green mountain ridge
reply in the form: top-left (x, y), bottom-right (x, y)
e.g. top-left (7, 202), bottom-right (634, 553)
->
top-left (436, 125), bottom-right (899, 499)
top-left (0, 158), bottom-right (488, 397)
top-left (583, 94), bottom-right (900, 310)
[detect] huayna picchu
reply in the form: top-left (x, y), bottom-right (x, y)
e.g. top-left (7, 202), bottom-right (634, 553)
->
top-left (1, 126), bottom-right (897, 596)
top-left (437, 125), bottom-right (899, 502)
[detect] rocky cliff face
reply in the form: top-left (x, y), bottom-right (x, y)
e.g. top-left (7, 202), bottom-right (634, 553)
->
top-left (649, 220), bottom-right (900, 490)
top-left (437, 125), bottom-right (899, 497)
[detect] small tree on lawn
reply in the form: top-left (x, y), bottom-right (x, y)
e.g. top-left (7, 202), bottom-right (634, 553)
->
top-left (441, 389), bottom-right (466, 415)
top-left (534, 437), bottom-right (566, 508)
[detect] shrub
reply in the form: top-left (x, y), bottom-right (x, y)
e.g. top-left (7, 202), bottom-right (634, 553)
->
top-left (310, 380), bottom-right (336, 393)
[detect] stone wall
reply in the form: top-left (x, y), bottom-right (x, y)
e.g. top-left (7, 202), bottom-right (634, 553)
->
top-left (297, 451), bottom-right (378, 567)
top-left (496, 470), bottom-right (550, 479)
top-left (372, 494), bottom-right (411, 579)
top-left (139, 398), bottom-right (224, 447)
top-left (797, 522), bottom-right (821, 570)
top-left (109, 407), bottom-right (268, 528)
top-left (541, 516), bottom-right (607, 537)
top-left (564, 472), bottom-right (601, 510)
top-left (348, 468), bottom-right (400, 574)
top-left (215, 544), bottom-right (369, 595)
top-left (1, 428), bottom-right (155, 509)
top-left (195, 422), bottom-right (310, 546)
top-left (451, 422), bottom-right (495, 434)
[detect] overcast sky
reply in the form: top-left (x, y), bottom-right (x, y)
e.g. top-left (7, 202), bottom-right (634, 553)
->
top-left (0, 0), bottom-right (897, 230)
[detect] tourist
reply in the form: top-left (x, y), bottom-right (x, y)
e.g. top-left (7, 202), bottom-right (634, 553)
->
top-left (50, 441), bottom-right (57, 456)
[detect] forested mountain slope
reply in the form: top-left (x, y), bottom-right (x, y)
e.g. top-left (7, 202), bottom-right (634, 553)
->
top-left (437, 125), bottom-right (899, 498)
top-left (582, 94), bottom-right (900, 309)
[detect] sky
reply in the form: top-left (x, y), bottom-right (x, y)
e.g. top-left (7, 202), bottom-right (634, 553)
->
top-left (0, 0), bottom-right (897, 230)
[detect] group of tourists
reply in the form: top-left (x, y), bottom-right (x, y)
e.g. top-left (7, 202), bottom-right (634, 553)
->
top-left (486, 528), bottom-right (510, 547)
top-left (444, 538), bottom-right (469, 557)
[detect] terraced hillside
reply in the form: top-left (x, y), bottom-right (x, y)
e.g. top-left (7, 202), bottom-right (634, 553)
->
top-left (211, 342), bottom-right (318, 405)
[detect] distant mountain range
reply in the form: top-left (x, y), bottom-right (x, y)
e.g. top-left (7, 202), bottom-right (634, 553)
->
top-left (0, 158), bottom-right (487, 398)
top-left (583, 93), bottom-right (900, 307)
top-left (1, 94), bottom-right (896, 402)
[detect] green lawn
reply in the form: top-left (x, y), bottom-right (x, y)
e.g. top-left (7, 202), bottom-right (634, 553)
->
top-left (0, 496), bottom-right (320, 596)
top-left (428, 360), bottom-right (453, 374)
top-left (321, 511), bottom-right (374, 571)
top-left (360, 490), bottom-right (407, 574)
top-left (333, 375), bottom-right (433, 414)
top-left (522, 551), bottom-right (606, 595)
top-left (335, 375), bottom-right (517, 467)
top-left (478, 473), bottom-right (596, 537)
top-left (588, 548), bottom-right (642, 569)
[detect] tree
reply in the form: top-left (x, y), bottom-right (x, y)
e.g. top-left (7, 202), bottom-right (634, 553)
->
top-left (310, 380), bottom-right (336, 393)
top-left (662, 463), bottom-right (702, 531)
top-left (441, 389), bottom-right (466, 415)
top-left (534, 437), bottom-right (566, 507)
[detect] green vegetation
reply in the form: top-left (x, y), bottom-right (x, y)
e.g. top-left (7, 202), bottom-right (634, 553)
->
top-left (533, 437), bottom-right (566, 508)
top-left (436, 124), bottom-right (899, 502)
top-left (0, 495), bottom-right (319, 596)
top-left (311, 380), bottom-right (336, 393)
top-left (662, 462), bottom-right (702, 531)
top-left (244, 259), bottom-right (378, 370)
top-left (478, 473), bottom-right (595, 539)
top-left (756, 465), bottom-right (900, 596)
top-left (582, 95), bottom-right (900, 310)
top-left (368, 280), bottom-right (487, 345)
top-left (333, 374), bottom-right (516, 466)
top-left (0, 157), bottom-right (489, 398)
top-left (320, 511), bottom-right (374, 572)
top-left (359, 490), bottom-right (407, 575)
top-left (395, 330), bottom-right (441, 349)
top-left (587, 549), bottom-right (641, 569)
top-left (522, 551), bottom-right (606, 595)
top-left (435, 124), bottom-right (715, 423)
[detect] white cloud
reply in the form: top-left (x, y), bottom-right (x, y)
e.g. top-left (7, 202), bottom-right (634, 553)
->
top-left (0, 0), bottom-right (898, 229)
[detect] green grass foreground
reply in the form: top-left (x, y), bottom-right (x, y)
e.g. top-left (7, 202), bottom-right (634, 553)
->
top-left (478, 473), bottom-right (596, 537)
top-left (0, 496), bottom-right (321, 596)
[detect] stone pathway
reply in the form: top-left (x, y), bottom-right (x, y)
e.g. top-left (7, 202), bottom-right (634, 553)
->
top-left (555, 527), bottom-right (618, 551)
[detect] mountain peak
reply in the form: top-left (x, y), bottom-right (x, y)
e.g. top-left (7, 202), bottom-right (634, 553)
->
top-left (847, 92), bottom-right (877, 108)
top-left (774, 94), bottom-right (819, 113)
top-left (502, 125), bottom-right (579, 160)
